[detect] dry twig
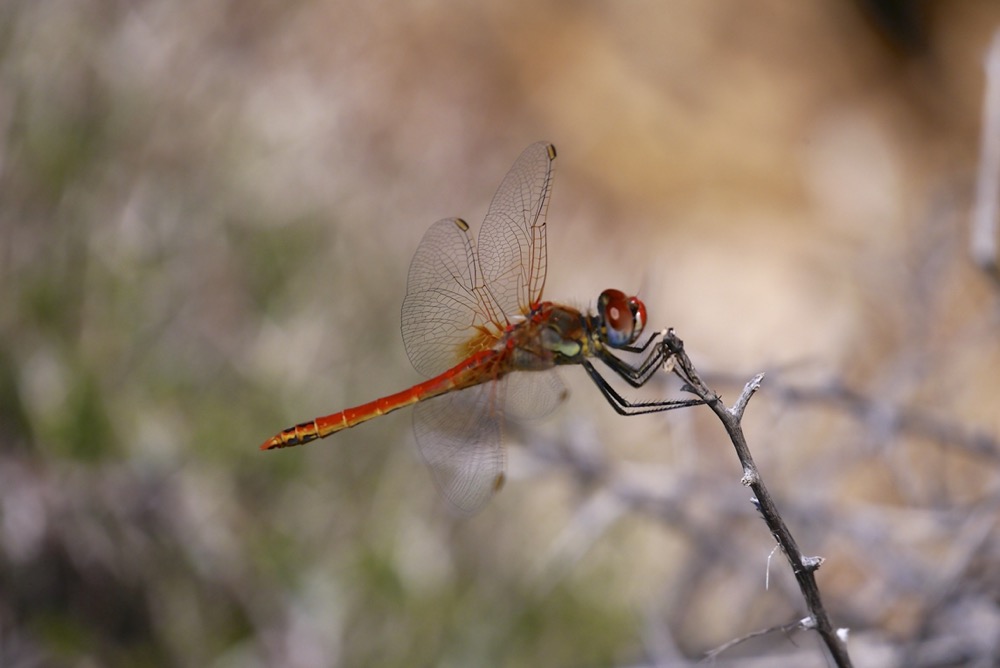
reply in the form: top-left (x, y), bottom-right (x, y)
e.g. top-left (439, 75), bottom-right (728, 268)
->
top-left (662, 330), bottom-right (854, 668)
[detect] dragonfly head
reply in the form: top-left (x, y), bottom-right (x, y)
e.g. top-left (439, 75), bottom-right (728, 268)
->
top-left (598, 289), bottom-right (646, 348)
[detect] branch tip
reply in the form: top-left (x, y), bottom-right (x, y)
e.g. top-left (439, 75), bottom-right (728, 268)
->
top-left (729, 372), bottom-right (765, 417)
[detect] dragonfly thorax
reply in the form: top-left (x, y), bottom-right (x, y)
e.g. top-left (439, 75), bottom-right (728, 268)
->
top-left (499, 301), bottom-right (590, 370)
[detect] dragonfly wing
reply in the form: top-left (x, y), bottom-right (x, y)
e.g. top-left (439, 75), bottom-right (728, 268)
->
top-left (478, 142), bottom-right (556, 320)
top-left (412, 380), bottom-right (506, 515)
top-left (402, 218), bottom-right (496, 377)
top-left (503, 370), bottom-right (567, 421)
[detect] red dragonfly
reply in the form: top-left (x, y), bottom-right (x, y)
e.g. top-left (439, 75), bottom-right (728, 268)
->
top-left (261, 142), bottom-right (700, 513)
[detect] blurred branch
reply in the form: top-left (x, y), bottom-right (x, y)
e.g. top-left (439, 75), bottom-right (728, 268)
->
top-left (898, 507), bottom-right (999, 667)
top-left (662, 330), bottom-right (854, 668)
top-left (702, 370), bottom-right (1000, 463)
top-left (772, 378), bottom-right (1000, 463)
top-left (971, 28), bottom-right (1000, 286)
top-left (704, 617), bottom-right (811, 661)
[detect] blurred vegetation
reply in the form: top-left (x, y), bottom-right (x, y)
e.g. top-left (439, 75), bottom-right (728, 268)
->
top-left (2, 1), bottom-right (1000, 667)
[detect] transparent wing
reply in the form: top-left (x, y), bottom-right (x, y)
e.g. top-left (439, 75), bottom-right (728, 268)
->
top-left (503, 370), bottom-right (567, 421)
top-left (478, 142), bottom-right (556, 321)
top-left (412, 380), bottom-right (507, 515)
top-left (401, 218), bottom-right (499, 377)
top-left (401, 146), bottom-right (564, 513)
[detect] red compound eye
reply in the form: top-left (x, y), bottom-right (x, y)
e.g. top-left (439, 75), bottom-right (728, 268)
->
top-left (629, 296), bottom-right (647, 337)
top-left (598, 289), bottom-right (645, 347)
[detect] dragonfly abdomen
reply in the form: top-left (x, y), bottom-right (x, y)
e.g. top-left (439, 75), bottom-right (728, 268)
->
top-left (260, 350), bottom-right (501, 451)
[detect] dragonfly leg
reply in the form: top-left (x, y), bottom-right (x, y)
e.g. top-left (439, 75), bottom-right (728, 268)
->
top-left (597, 341), bottom-right (671, 389)
top-left (581, 360), bottom-right (703, 416)
top-left (616, 330), bottom-right (662, 355)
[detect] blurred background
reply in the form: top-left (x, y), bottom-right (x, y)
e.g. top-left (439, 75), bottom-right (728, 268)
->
top-left (2, 1), bottom-right (1000, 666)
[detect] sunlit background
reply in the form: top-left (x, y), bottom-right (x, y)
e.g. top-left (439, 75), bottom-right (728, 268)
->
top-left (2, 1), bottom-right (1000, 666)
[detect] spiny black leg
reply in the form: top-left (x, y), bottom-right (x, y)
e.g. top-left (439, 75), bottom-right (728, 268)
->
top-left (597, 340), bottom-right (676, 388)
top-left (617, 331), bottom-right (661, 354)
top-left (582, 360), bottom-right (704, 416)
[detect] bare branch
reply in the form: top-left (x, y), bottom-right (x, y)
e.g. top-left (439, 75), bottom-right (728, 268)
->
top-left (663, 330), bottom-right (854, 668)
top-left (704, 617), bottom-right (812, 661)
top-left (730, 372), bottom-right (765, 419)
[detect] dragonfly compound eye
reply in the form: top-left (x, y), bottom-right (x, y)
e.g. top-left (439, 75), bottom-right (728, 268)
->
top-left (628, 296), bottom-right (647, 340)
top-left (599, 289), bottom-right (644, 347)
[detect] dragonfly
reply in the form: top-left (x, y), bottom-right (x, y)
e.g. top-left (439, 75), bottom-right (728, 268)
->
top-left (260, 142), bottom-right (702, 513)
